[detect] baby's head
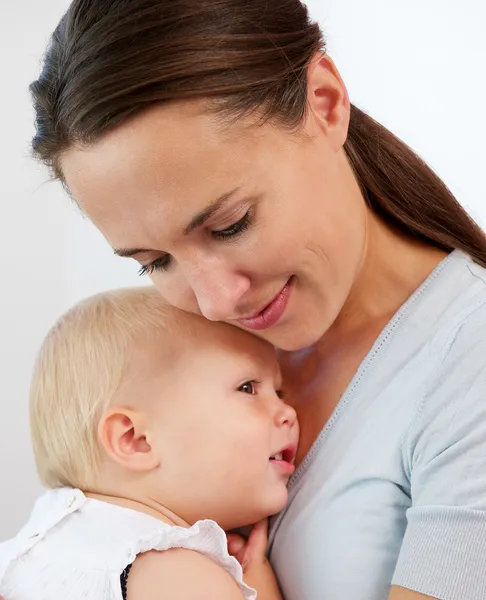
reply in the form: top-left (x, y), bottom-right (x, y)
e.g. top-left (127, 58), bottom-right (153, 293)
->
top-left (30, 287), bottom-right (298, 529)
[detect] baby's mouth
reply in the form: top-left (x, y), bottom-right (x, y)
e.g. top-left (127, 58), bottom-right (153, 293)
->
top-left (269, 445), bottom-right (297, 475)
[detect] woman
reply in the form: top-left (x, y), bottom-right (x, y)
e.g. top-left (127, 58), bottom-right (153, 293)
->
top-left (29, 0), bottom-right (486, 599)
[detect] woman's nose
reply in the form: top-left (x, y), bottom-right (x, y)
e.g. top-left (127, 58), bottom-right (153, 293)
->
top-left (187, 261), bottom-right (251, 322)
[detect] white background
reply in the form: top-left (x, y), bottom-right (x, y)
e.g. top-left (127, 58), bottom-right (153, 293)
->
top-left (0, 0), bottom-right (485, 539)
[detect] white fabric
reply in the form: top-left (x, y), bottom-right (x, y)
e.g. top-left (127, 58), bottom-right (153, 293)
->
top-left (0, 487), bottom-right (256, 600)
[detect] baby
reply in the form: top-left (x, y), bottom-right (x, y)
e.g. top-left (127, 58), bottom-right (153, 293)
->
top-left (0, 287), bottom-right (298, 599)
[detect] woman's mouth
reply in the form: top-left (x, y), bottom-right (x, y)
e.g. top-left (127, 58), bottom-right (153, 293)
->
top-left (236, 278), bottom-right (294, 331)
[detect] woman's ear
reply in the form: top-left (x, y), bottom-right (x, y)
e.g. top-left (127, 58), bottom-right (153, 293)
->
top-left (98, 408), bottom-right (160, 472)
top-left (306, 52), bottom-right (350, 151)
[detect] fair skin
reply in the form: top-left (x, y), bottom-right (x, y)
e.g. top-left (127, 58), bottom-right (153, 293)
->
top-left (90, 314), bottom-right (297, 599)
top-left (61, 53), bottom-right (445, 599)
top-left (126, 521), bottom-right (282, 600)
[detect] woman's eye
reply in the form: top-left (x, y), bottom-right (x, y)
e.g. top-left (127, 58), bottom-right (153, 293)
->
top-left (212, 210), bottom-right (252, 240)
top-left (138, 254), bottom-right (172, 276)
top-left (238, 381), bottom-right (256, 395)
top-left (136, 209), bottom-right (252, 276)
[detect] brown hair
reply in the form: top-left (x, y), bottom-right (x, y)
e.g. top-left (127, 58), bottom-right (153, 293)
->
top-left (30, 0), bottom-right (486, 266)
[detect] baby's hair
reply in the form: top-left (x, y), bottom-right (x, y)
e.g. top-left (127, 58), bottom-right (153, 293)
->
top-left (30, 286), bottom-right (182, 490)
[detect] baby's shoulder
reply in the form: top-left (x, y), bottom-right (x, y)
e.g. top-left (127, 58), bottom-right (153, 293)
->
top-left (126, 548), bottom-right (246, 600)
top-left (0, 492), bottom-right (256, 600)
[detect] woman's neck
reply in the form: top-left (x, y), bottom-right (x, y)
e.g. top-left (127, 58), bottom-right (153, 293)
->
top-left (278, 214), bottom-right (448, 383)
top-left (332, 213), bottom-right (448, 339)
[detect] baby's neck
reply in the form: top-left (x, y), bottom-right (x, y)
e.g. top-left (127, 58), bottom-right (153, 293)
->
top-left (85, 491), bottom-right (189, 528)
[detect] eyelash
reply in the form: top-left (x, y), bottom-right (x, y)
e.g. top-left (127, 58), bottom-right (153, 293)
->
top-left (137, 210), bottom-right (252, 276)
top-left (237, 380), bottom-right (285, 399)
top-left (138, 255), bottom-right (171, 277)
top-left (211, 210), bottom-right (252, 240)
top-left (238, 380), bottom-right (259, 395)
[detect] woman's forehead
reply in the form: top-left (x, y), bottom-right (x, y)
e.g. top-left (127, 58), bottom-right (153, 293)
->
top-left (60, 104), bottom-right (294, 252)
top-left (62, 102), bottom-right (265, 193)
top-left (61, 105), bottom-right (271, 226)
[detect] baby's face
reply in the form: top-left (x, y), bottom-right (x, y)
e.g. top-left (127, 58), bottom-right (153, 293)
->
top-left (121, 315), bottom-right (299, 530)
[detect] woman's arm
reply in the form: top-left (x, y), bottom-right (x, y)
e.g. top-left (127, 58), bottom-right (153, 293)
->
top-left (387, 315), bottom-right (486, 599)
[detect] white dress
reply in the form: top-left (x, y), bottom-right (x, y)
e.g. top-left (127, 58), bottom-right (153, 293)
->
top-left (0, 487), bottom-right (256, 600)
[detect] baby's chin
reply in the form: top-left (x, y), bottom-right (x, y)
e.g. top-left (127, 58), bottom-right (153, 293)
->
top-left (227, 486), bottom-right (289, 530)
top-left (264, 486), bottom-right (290, 519)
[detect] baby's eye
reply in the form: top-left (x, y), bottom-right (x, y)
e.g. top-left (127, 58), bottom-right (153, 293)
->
top-left (238, 381), bottom-right (256, 395)
top-left (276, 389), bottom-right (285, 400)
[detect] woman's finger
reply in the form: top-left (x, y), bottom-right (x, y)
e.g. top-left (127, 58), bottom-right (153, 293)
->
top-left (226, 532), bottom-right (246, 557)
top-left (246, 518), bottom-right (269, 559)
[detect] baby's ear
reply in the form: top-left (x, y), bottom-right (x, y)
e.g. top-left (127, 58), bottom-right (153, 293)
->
top-left (98, 408), bottom-right (160, 472)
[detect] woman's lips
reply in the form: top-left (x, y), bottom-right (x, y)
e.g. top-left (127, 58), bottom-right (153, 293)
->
top-left (236, 278), bottom-right (293, 331)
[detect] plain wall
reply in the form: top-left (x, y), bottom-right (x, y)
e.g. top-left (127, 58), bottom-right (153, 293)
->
top-left (1, 0), bottom-right (71, 539)
top-left (1, 0), bottom-right (485, 539)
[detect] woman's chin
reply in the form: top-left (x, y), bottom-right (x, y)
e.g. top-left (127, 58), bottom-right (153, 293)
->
top-left (269, 325), bottom-right (326, 352)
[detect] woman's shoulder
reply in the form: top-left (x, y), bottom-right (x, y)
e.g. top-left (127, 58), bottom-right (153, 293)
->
top-left (406, 254), bottom-right (486, 444)
top-left (419, 251), bottom-right (486, 362)
top-left (402, 252), bottom-right (486, 436)
top-left (437, 256), bottom-right (486, 362)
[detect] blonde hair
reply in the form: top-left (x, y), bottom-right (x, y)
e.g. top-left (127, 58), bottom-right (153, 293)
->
top-left (30, 286), bottom-right (179, 490)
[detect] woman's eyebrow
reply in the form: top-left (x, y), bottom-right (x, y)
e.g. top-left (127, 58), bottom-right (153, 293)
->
top-left (113, 187), bottom-right (242, 258)
top-left (113, 247), bottom-right (151, 258)
top-left (183, 187), bottom-right (241, 235)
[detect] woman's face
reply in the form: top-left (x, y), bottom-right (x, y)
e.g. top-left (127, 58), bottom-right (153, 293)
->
top-left (62, 57), bottom-right (368, 351)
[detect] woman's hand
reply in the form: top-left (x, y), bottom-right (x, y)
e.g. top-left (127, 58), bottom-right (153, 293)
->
top-left (227, 519), bottom-right (283, 600)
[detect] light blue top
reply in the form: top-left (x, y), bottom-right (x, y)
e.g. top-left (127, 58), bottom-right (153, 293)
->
top-left (269, 250), bottom-right (486, 600)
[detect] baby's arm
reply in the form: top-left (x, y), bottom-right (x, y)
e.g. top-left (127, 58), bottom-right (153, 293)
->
top-left (126, 548), bottom-right (247, 600)
top-left (126, 519), bottom-right (283, 600)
